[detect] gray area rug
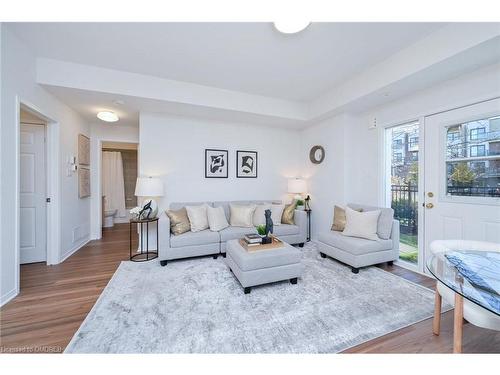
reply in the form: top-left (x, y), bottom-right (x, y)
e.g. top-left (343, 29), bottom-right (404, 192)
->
top-left (66, 242), bottom-right (441, 353)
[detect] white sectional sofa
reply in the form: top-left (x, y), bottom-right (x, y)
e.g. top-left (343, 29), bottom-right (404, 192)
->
top-left (158, 200), bottom-right (308, 266)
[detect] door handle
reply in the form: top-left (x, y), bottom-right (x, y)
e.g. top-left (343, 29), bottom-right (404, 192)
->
top-left (425, 203), bottom-right (434, 209)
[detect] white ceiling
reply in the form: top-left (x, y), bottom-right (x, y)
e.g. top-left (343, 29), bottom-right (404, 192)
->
top-left (7, 22), bottom-right (446, 101)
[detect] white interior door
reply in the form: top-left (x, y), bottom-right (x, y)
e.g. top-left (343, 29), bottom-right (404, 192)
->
top-left (423, 98), bottom-right (500, 269)
top-left (20, 123), bottom-right (47, 264)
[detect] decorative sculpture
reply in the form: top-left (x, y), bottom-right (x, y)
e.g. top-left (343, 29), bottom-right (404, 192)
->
top-left (304, 195), bottom-right (311, 211)
top-left (139, 200), bottom-right (153, 220)
top-left (262, 209), bottom-right (274, 244)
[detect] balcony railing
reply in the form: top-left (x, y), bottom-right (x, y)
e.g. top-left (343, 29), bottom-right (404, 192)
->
top-left (391, 184), bottom-right (418, 235)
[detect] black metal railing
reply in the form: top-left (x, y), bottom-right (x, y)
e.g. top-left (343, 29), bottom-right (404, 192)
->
top-left (391, 184), bottom-right (418, 235)
top-left (447, 186), bottom-right (500, 197)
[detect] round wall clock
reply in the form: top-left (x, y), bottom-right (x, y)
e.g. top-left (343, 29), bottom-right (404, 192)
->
top-left (309, 145), bottom-right (325, 164)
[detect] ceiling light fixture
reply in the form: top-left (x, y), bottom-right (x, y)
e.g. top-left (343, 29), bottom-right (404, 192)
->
top-left (273, 21), bottom-right (310, 34)
top-left (97, 111), bottom-right (119, 122)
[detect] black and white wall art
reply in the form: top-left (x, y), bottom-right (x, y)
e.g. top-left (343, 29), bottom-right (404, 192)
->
top-left (205, 149), bottom-right (228, 178)
top-left (236, 150), bottom-right (258, 178)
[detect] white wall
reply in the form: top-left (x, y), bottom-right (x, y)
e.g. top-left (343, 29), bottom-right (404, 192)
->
top-left (300, 63), bottom-right (500, 239)
top-left (139, 113), bottom-right (302, 212)
top-left (90, 122), bottom-right (139, 239)
top-left (1, 27), bottom-right (90, 306)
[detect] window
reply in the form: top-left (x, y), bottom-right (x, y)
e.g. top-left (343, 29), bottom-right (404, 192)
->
top-left (470, 145), bottom-right (486, 157)
top-left (393, 139), bottom-right (403, 148)
top-left (409, 137), bottom-right (419, 148)
top-left (393, 153), bottom-right (402, 163)
top-left (470, 127), bottom-right (486, 140)
top-left (446, 115), bottom-right (500, 197)
top-left (447, 132), bottom-right (460, 142)
top-left (410, 151), bottom-right (418, 161)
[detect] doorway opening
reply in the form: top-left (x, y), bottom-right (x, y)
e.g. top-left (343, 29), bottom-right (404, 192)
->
top-left (384, 121), bottom-right (420, 267)
top-left (101, 142), bottom-right (138, 229)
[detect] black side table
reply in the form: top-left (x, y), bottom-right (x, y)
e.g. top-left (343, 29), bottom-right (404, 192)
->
top-left (129, 217), bottom-right (159, 262)
top-left (305, 209), bottom-right (312, 242)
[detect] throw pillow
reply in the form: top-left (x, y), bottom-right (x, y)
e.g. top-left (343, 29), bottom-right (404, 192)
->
top-left (347, 204), bottom-right (394, 240)
top-left (165, 207), bottom-right (191, 235)
top-left (207, 205), bottom-right (229, 232)
top-left (342, 207), bottom-right (381, 241)
top-left (270, 204), bottom-right (285, 226)
top-left (331, 205), bottom-right (362, 231)
top-left (281, 200), bottom-right (297, 225)
top-left (253, 204), bottom-right (271, 226)
top-left (185, 204), bottom-right (209, 232)
top-left (229, 204), bottom-right (256, 227)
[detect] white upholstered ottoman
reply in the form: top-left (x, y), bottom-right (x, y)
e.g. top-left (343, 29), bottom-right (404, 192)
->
top-left (225, 239), bottom-right (304, 294)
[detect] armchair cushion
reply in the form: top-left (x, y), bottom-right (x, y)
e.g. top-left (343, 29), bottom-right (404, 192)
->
top-left (318, 231), bottom-right (393, 256)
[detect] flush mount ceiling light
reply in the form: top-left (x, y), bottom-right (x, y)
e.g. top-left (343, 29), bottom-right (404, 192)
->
top-left (97, 111), bottom-right (119, 122)
top-left (273, 21), bottom-right (310, 34)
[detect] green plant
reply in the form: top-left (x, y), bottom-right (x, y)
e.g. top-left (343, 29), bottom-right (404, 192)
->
top-left (450, 162), bottom-right (476, 186)
top-left (296, 199), bottom-right (304, 206)
top-left (256, 224), bottom-right (266, 236)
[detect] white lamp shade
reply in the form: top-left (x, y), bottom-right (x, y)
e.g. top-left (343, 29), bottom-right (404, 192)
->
top-left (134, 177), bottom-right (164, 197)
top-left (288, 178), bottom-right (306, 194)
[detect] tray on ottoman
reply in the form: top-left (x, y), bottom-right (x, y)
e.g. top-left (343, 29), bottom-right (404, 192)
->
top-left (225, 238), bottom-right (304, 294)
top-left (238, 236), bottom-right (284, 252)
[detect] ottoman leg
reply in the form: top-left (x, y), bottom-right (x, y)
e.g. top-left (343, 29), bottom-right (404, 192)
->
top-left (290, 278), bottom-right (298, 285)
top-left (320, 252), bottom-right (326, 258)
top-left (213, 254), bottom-right (218, 259)
top-left (244, 287), bottom-right (251, 294)
top-left (222, 253), bottom-right (226, 258)
top-left (351, 267), bottom-right (359, 274)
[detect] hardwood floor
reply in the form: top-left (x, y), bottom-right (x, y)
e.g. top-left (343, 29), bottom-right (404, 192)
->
top-left (1, 224), bottom-right (499, 353)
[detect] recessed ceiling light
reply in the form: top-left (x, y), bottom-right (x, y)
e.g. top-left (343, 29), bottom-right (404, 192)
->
top-left (112, 99), bottom-right (125, 106)
top-left (273, 21), bottom-right (310, 34)
top-left (97, 111), bottom-right (119, 122)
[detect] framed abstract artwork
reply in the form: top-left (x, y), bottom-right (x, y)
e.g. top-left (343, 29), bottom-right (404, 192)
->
top-left (78, 134), bottom-right (90, 166)
top-left (205, 149), bottom-right (228, 178)
top-left (236, 150), bottom-right (257, 178)
top-left (78, 167), bottom-right (91, 198)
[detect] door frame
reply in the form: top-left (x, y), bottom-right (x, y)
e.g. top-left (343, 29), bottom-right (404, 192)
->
top-left (15, 97), bottom-right (61, 293)
top-left (379, 118), bottom-right (426, 273)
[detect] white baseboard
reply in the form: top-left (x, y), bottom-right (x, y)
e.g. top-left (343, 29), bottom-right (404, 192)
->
top-left (60, 237), bottom-right (90, 263)
top-left (0, 288), bottom-right (18, 307)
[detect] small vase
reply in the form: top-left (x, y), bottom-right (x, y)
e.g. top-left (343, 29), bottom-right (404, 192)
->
top-left (261, 236), bottom-right (272, 244)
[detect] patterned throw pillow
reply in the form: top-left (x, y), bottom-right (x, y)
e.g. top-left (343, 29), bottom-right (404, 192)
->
top-left (281, 200), bottom-right (297, 225)
top-left (166, 207), bottom-right (191, 235)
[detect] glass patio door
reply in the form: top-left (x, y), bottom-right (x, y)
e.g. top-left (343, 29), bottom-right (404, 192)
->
top-left (385, 121), bottom-right (420, 268)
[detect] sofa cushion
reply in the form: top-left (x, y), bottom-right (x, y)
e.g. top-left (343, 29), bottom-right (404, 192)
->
top-left (342, 207), bottom-right (380, 241)
top-left (170, 201), bottom-right (212, 211)
top-left (186, 204), bottom-right (210, 232)
top-left (273, 224), bottom-right (300, 237)
top-left (219, 226), bottom-right (257, 242)
top-left (207, 205), bottom-right (229, 231)
top-left (348, 203), bottom-right (394, 240)
top-left (226, 239), bottom-right (302, 271)
top-left (170, 229), bottom-right (220, 248)
top-left (229, 204), bottom-right (256, 227)
top-left (253, 204), bottom-right (271, 226)
top-left (270, 204), bottom-right (285, 225)
top-left (318, 231), bottom-right (393, 256)
top-left (165, 207), bottom-right (191, 235)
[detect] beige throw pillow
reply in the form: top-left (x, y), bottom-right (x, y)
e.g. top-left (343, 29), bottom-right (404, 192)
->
top-left (281, 200), bottom-right (297, 225)
top-left (253, 204), bottom-right (271, 226)
top-left (342, 207), bottom-right (381, 241)
top-left (166, 207), bottom-right (191, 235)
top-left (229, 204), bottom-right (256, 227)
top-left (185, 204), bottom-right (209, 232)
top-left (207, 206), bottom-right (229, 232)
top-left (331, 205), bottom-right (362, 231)
top-left (270, 204), bottom-right (285, 226)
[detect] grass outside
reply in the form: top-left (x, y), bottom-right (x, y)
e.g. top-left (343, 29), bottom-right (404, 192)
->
top-left (399, 233), bottom-right (418, 263)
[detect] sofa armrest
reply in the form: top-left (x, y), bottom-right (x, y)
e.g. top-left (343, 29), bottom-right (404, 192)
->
top-left (391, 219), bottom-right (400, 252)
top-left (158, 212), bottom-right (171, 259)
top-left (294, 209), bottom-right (308, 242)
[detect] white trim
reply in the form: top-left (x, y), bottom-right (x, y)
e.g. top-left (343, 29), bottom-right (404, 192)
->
top-left (60, 238), bottom-right (90, 263)
top-left (0, 288), bottom-right (18, 307)
top-left (15, 98), bottom-right (61, 299)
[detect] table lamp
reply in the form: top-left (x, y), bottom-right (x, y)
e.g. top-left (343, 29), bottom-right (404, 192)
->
top-left (288, 178), bottom-right (307, 200)
top-left (134, 177), bottom-right (164, 219)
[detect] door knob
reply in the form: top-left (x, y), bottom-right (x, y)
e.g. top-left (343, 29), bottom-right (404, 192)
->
top-left (425, 203), bottom-right (434, 209)
top-left (427, 192), bottom-right (434, 197)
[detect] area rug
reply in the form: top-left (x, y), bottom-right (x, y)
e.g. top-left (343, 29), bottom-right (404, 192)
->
top-left (66, 242), bottom-right (442, 353)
